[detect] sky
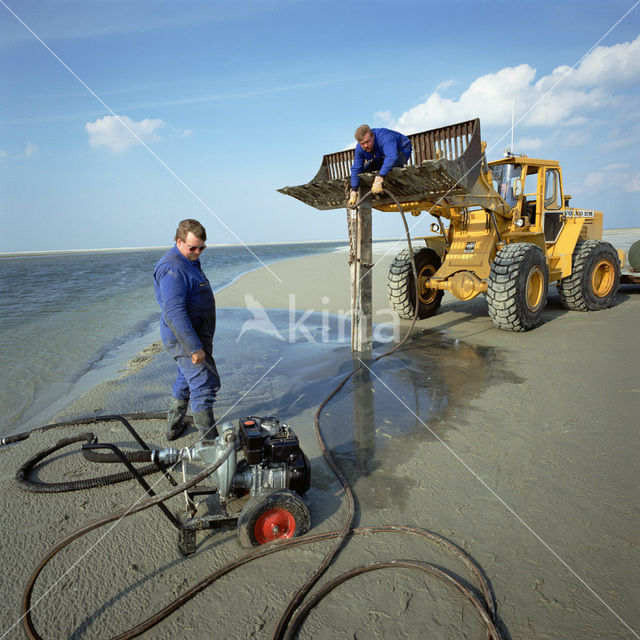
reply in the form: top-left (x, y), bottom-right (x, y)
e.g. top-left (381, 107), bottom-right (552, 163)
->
top-left (1, 0), bottom-right (639, 252)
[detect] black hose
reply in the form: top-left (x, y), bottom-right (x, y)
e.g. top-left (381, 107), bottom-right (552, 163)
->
top-left (15, 432), bottom-right (159, 493)
top-left (1, 432), bottom-right (30, 446)
top-left (284, 559), bottom-right (501, 640)
top-left (1, 411), bottom-right (168, 448)
top-left (81, 448), bottom-right (153, 464)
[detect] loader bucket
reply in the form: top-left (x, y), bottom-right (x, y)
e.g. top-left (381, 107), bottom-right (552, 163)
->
top-left (278, 119), bottom-right (483, 211)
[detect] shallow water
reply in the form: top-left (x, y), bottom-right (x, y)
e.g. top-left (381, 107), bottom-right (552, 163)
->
top-left (0, 242), bottom-right (345, 436)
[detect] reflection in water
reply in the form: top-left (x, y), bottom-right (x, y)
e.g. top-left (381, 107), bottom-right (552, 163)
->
top-left (322, 331), bottom-right (520, 512)
top-left (353, 361), bottom-right (375, 477)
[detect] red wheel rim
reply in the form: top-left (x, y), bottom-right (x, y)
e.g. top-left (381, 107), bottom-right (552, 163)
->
top-left (254, 508), bottom-right (296, 544)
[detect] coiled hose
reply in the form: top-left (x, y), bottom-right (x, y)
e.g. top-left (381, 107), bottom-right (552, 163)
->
top-left (20, 191), bottom-right (502, 639)
top-left (15, 432), bottom-right (159, 493)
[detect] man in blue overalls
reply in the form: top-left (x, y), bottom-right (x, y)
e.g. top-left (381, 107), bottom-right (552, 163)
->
top-left (348, 125), bottom-right (412, 206)
top-left (154, 219), bottom-right (220, 441)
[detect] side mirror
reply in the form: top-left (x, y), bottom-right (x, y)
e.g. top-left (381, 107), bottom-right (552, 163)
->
top-left (513, 178), bottom-right (523, 197)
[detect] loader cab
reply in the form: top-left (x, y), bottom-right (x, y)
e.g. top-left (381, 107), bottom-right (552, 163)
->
top-left (491, 157), bottom-right (566, 242)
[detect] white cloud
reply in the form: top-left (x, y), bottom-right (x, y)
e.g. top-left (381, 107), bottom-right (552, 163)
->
top-left (85, 115), bottom-right (165, 153)
top-left (387, 35), bottom-right (640, 135)
top-left (0, 142), bottom-right (39, 159)
top-left (373, 110), bottom-right (393, 125)
top-left (579, 163), bottom-right (640, 195)
top-left (626, 175), bottom-right (640, 192)
top-left (24, 142), bottom-right (38, 158)
top-left (559, 36), bottom-right (640, 88)
top-left (516, 137), bottom-right (543, 150)
top-left (435, 79), bottom-right (455, 92)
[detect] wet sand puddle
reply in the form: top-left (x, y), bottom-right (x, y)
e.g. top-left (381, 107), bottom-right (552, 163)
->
top-left (314, 330), bottom-right (521, 513)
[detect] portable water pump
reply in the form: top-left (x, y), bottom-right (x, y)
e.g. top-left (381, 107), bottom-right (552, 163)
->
top-left (153, 416), bottom-right (311, 553)
top-left (16, 413), bottom-right (312, 554)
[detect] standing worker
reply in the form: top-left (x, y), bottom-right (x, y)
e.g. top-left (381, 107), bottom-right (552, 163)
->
top-left (154, 219), bottom-right (220, 441)
top-left (348, 125), bottom-right (413, 206)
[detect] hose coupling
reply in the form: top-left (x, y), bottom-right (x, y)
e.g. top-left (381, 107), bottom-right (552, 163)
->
top-left (220, 422), bottom-right (238, 445)
top-left (154, 447), bottom-right (180, 465)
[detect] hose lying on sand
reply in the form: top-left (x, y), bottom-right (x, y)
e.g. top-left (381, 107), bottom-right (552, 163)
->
top-left (15, 432), bottom-right (161, 493)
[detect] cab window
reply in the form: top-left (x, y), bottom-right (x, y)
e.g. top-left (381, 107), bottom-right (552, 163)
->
top-left (491, 163), bottom-right (521, 208)
top-left (544, 169), bottom-right (562, 210)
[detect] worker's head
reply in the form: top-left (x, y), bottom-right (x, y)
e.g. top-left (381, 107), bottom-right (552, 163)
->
top-left (355, 125), bottom-right (374, 153)
top-left (175, 219), bottom-right (207, 260)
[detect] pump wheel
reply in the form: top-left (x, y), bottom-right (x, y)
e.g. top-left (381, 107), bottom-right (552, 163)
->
top-left (557, 240), bottom-right (620, 311)
top-left (387, 247), bottom-right (444, 319)
top-left (237, 489), bottom-right (310, 548)
top-left (487, 243), bottom-right (548, 331)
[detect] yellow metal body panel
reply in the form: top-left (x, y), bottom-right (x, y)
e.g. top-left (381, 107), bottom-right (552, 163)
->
top-left (433, 210), bottom-right (498, 281)
top-left (545, 210), bottom-right (604, 281)
top-left (547, 217), bottom-right (585, 281)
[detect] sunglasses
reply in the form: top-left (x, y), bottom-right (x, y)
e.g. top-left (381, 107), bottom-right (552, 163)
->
top-left (186, 244), bottom-right (206, 252)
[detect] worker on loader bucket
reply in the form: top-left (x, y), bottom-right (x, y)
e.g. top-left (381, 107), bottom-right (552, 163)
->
top-left (348, 124), bottom-right (412, 206)
top-left (154, 218), bottom-right (221, 441)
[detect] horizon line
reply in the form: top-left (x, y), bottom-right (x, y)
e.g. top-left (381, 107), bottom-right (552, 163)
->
top-left (0, 228), bottom-right (637, 258)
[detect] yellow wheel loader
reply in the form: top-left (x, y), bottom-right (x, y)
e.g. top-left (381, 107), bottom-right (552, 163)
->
top-left (279, 119), bottom-right (623, 331)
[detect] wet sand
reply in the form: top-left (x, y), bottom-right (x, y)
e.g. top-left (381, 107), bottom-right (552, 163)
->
top-left (0, 231), bottom-right (638, 639)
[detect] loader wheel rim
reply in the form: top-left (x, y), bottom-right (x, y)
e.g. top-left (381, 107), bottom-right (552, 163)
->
top-left (591, 259), bottom-right (615, 298)
top-left (417, 264), bottom-right (438, 305)
top-left (526, 266), bottom-right (545, 312)
top-left (254, 508), bottom-right (296, 544)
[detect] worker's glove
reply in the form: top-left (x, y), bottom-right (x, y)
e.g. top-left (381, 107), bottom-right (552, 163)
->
top-left (348, 190), bottom-right (358, 207)
top-left (371, 175), bottom-right (384, 195)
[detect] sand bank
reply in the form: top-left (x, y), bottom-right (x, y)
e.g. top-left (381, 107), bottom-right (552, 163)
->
top-left (0, 232), bottom-right (638, 639)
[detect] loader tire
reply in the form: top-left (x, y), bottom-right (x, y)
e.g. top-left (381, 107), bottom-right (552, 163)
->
top-left (556, 240), bottom-right (620, 311)
top-left (386, 247), bottom-right (443, 320)
top-left (486, 243), bottom-right (548, 332)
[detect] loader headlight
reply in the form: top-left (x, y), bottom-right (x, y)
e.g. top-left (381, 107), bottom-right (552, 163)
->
top-left (430, 222), bottom-right (440, 233)
top-left (515, 218), bottom-right (525, 228)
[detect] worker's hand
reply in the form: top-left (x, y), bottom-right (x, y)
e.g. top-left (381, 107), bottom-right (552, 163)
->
top-left (372, 175), bottom-right (384, 195)
top-left (348, 190), bottom-right (358, 207)
top-left (191, 349), bottom-right (205, 364)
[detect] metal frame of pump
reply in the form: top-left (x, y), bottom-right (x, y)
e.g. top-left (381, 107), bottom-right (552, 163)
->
top-left (82, 416), bottom-right (311, 555)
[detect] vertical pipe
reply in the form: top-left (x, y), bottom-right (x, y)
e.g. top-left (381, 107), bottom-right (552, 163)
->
top-left (351, 190), bottom-right (373, 353)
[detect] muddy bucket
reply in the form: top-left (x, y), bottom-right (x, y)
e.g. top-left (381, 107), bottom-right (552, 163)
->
top-left (278, 119), bottom-right (483, 211)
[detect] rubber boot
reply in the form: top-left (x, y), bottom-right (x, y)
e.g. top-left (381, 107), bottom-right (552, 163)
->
top-left (166, 397), bottom-right (189, 441)
top-left (193, 408), bottom-right (218, 441)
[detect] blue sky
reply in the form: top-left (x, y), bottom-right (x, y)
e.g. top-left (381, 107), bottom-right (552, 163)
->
top-left (1, 0), bottom-right (639, 252)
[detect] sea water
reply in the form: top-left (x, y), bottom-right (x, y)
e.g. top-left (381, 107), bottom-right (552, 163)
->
top-left (0, 242), bottom-right (345, 436)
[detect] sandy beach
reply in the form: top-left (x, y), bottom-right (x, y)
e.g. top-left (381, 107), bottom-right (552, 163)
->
top-left (1, 231), bottom-right (638, 639)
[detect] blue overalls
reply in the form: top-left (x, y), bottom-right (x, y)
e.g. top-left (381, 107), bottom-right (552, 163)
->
top-left (350, 127), bottom-right (413, 189)
top-left (153, 246), bottom-right (220, 413)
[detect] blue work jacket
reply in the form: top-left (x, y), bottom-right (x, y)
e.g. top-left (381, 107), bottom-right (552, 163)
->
top-left (350, 128), bottom-right (413, 188)
top-left (153, 246), bottom-right (216, 358)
